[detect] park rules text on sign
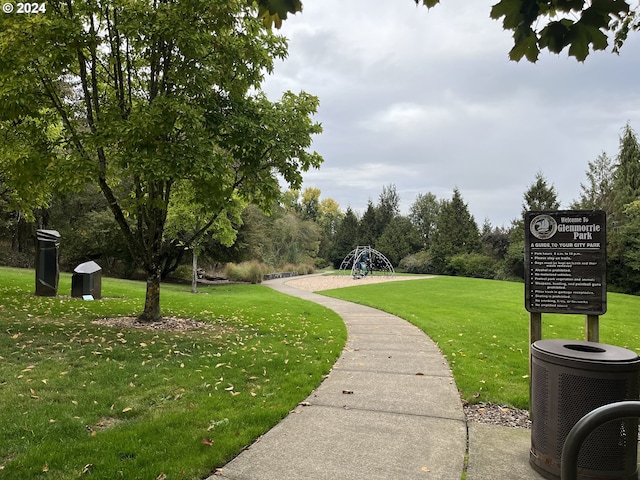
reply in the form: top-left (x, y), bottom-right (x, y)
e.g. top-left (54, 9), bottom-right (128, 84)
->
top-left (525, 210), bottom-right (607, 315)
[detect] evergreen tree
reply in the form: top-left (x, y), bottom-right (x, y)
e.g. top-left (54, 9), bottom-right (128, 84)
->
top-left (571, 152), bottom-right (615, 214)
top-left (374, 184), bottom-right (400, 238)
top-left (376, 216), bottom-right (422, 266)
top-left (357, 201), bottom-right (377, 247)
top-left (504, 172), bottom-right (560, 279)
top-left (522, 172), bottom-right (561, 213)
top-left (409, 192), bottom-right (440, 249)
top-left (613, 124), bottom-right (640, 211)
top-left (608, 124), bottom-right (640, 292)
top-left (429, 188), bottom-right (481, 274)
top-left (331, 207), bottom-right (359, 267)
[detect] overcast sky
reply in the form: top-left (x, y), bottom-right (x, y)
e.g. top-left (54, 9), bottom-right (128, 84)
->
top-left (262, 0), bottom-right (640, 228)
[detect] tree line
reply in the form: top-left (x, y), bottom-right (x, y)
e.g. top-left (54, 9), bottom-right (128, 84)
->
top-left (2, 123), bottom-right (640, 294)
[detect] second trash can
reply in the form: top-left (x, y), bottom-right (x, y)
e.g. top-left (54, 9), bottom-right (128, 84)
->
top-left (530, 339), bottom-right (640, 480)
top-left (35, 229), bottom-right (61, 296)
top-left (71, 261), bottom-right (102, 299)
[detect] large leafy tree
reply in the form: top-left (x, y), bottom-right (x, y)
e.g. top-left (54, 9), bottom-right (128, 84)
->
top-left (0, 0), bottom-right (322, 321)
top-left (257, 0), bottom-right (636, 62)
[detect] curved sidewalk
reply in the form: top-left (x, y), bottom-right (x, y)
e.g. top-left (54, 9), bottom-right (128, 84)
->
top-left (213, 276), bottom-right (467, 480)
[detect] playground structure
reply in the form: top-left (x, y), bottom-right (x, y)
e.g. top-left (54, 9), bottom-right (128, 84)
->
top-left (339, 246), bottom-right (395, 279)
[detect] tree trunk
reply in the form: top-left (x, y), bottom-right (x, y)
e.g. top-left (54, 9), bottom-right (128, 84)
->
top-left (191, 251), bottom-right (198, 294)
top-left (138, 268), bottom-right (162, 322)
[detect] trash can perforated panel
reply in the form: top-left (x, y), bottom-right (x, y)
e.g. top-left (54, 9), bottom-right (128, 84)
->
top-left (530, 340), bottom-right (640, 480)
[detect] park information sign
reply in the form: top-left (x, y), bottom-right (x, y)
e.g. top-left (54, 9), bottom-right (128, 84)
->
top-left (525, 210), bottom-right (607, 315)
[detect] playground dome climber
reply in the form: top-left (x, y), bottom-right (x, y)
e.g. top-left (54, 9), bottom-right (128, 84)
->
top-left (339, 246), bottom-right (395, 279)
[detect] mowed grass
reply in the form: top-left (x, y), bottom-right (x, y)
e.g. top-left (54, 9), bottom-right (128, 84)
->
top-left (0, 267), bottom-right (346, 479)
top-left (320, 276), bottom-right (640, 410)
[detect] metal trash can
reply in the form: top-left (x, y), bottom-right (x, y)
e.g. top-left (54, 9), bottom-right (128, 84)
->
top-left (530, 340), bottom-right (640, 480)
top-left (71, 261), bottom-right (102, 299)
top-left (35, 229), bottom-right (61, 296)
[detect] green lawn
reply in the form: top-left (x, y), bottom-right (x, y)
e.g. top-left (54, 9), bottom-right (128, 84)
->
top-left (320, 275), bottom-right (640, 409)
top-left (0, 267), bottom-right (346, 479)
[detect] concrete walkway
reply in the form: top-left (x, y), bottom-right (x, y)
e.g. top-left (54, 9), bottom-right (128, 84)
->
top-left (212, 276), bottom-right (545, 480)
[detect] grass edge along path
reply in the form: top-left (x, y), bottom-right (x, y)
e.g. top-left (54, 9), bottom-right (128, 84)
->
top-left (0, 267), bottom-right (346, 480)
top-left (320, 275), bottom-right (640, 410)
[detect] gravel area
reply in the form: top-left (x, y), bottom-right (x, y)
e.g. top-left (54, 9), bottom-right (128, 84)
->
top-left (464, 402), bottom-right (531, 429)
top-left (284, 273), bottom-right (433, 292)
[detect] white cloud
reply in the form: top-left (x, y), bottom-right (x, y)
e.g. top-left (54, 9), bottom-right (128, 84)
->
top-left (264, 0), bottom-right (640, 228)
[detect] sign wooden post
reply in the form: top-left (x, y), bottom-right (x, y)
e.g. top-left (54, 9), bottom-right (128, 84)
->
top-left (585, 314), bottom-right (599, 342)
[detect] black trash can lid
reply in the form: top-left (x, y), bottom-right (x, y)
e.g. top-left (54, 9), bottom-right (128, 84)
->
top-left (532, 339), bottom-right (639, 363)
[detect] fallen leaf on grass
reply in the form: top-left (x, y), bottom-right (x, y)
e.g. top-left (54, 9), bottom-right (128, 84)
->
top-left (122, 407), bottom-right (132, 413)
top-left (201, 437), bottom-right (213, 446)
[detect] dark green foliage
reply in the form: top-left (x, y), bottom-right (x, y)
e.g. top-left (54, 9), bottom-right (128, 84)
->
top-left (608, 125), bottom-right (640, 292)
top-left (429, 188), bottom-right (481, 274)
top-left (522, 172), bottom-right (561, 213)
top-left (571, 152), bottom-right (616, 214)
top-left (374, 184), bottom-right (400, 239)
top-left (398, 250), bottom-right (433, 274)
top-left (330, 207), bottom-right (359, 267)
top-left (481, 225), bottom-right (510, 261)
top-left (375, 216), bottom-right (422, 266)
top-left (356, 201), bottom-right (377, 247)
top-left (447, 253), bottom-right (498, 279)
top-left (409, 192), bottom-right (440, 249)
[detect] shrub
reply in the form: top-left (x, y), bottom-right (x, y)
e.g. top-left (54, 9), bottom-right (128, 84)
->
top-left (296, 264), bottom-right (315, 275)
top-left (447, 253), bottom-right (497, 279)
top-left (171, 265), bottom-right (193, 282)
top-left (398, 250), bottom-right (433, 274)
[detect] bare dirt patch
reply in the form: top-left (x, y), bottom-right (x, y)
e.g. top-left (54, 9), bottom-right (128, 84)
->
top-left (284, 274), bottom-right (434, 292)
top-left (92, 316), bottom-right (221, 332)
